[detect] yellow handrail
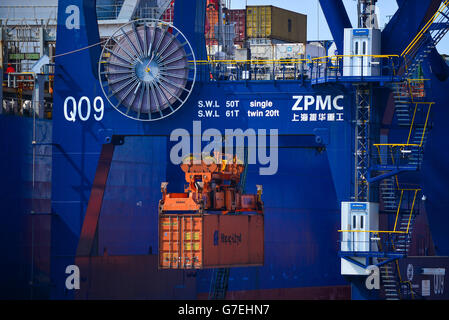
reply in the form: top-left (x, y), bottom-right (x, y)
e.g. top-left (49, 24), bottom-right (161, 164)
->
top-left (421, 104), bottom-right (433, 146)
top-left (311, 54), bottom-right (399, 61)
top-left (406, 190), bottom-right (419, 233)
top-left (193, 58), bottom-right (312, 64)
top-left (401, 0), bottom-right (449, 57)
top-left (407, 103), bottom-right (419, 144)
top-left (373, 143), bottom-right (420, 147)
top-left (393, 190), bottom-right (404, 232)
top-left (339, 230), bottom-right (410, 234)
top-left (340, 188), bottom-right (419, 235)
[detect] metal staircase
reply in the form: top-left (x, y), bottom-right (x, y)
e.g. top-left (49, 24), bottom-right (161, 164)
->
top-left (338, 1), bottom-right (449, 301)
top-left (377, 188), bottom-right (420, 300)
top-left (380, 177), bottom-right (397, 212)
top-left (379, 260), bottom-right (400, 300)
top-left (374, 3), bottom-right (449, 299)
top-left (402, 0), bottom-right (449, 77)
top-left (386, 0), bottom-right (448, 170)
top-left (378, 212), bottom-right (417, 300)
top-left (409, 125), bottom-right (429, 166)
top-left (392, 81), bottom-right (413, 127)
top-left (395, 211), bottom-right (417, 254)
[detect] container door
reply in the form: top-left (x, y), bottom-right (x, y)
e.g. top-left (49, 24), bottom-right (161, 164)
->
top-left (159, 215), bottom-right (203, 269)
top-left (362, 39), bottom-right (369, 76)
top-left (351, 211), bottom-right (368, 251)
top-left (350, 213), bottom-right (357, 251)
top-left (159, 215), bottom-right (181, 268)
top-left (182, 216), bottom-right (203, 269)
top-left (352, 39), bottom-right (362, 76)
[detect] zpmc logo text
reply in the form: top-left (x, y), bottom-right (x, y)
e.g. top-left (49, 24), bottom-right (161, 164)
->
top-left (292, 95), bottom-right (344, 111)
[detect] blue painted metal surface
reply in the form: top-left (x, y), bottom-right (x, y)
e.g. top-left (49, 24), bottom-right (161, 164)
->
top-left (0, 116), bottom-right (52, 299)
top-left (319, 0), bottom-right (352, 54)
top-left (2, 0), bottom-right (449, 300)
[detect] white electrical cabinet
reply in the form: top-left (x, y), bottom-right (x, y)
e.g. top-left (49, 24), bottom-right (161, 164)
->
top-left (343, 28), bottom-right (381, 77)
top-left (341, 202), bottom-right (379, 275)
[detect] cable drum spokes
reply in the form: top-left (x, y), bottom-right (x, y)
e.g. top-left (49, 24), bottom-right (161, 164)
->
top-left (99, 19), bottom-right (196, 121)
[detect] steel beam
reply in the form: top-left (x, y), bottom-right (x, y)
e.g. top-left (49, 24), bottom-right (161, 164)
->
top-left (318, 0), bottom-right (352, 54)
top-left (76, 142), bottom-right (116, 257)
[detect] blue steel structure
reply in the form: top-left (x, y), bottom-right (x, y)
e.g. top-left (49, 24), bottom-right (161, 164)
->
top-left (1, 0), bottom-right (449, 300)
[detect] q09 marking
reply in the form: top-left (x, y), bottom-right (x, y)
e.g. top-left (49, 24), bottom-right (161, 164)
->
top-left (64, 96), bottom-right (104, 122)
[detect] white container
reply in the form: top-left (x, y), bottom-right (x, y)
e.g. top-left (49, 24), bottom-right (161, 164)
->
top-left (306, 42), bottom-right (326, 60)
top-left (274, 43), bottom-right (305, 60)
top-left (249, 44), bottom-right (274, 61)
top-left (235, 48), bottom-right (250, 61)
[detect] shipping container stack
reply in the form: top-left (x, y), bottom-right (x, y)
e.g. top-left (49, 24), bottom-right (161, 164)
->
top-left (161, 2), bottom-right (309, 62)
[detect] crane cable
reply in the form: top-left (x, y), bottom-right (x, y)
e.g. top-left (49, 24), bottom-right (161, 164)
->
top-left (51, 39), bottom-right (109, 59)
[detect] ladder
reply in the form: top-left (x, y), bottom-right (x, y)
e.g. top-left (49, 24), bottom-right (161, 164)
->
top-left (209, 268), bottom-right (230, 300)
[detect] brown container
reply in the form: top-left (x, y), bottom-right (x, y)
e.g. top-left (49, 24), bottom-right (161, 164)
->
top-left (246, 5), bottom-right (307, 44)
top-left (159, 214), bottom-right (264, 269)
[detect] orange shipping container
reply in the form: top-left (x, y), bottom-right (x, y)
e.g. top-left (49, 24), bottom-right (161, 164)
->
top-left (159, 214), bottom-right (264, 269)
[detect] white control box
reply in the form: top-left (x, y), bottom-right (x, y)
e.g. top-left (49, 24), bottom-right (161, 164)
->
top-left (343, 28), bottom-right (381, 77)
top-left (341, 202), bottom-right (379, 275)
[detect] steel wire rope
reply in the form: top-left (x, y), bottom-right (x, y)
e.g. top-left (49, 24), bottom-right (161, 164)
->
top-left (52, 39), bottom-right (109, 58)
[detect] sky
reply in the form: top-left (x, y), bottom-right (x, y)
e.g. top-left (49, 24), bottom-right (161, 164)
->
top-left (230, 0), bottom-right (449, 54)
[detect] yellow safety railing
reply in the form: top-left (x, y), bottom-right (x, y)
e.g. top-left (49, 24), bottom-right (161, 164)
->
top-left (373, 100), bottom-right (433, 155)
top-left (193, 58), bottom-right (312, 81)
top-left (339, 230), bottom-right (409, 234)
top-left (406, 102), bottom-right (434, 146)
top-left (311, 55), bottom-right (399, 70)
top-left (339, 188), bottom-right (419, 236)
top-left (311, 54), bottom-right (400, 61)
top-left (401, 0), bottom-right (449, 57)
top-left (308, 54), bottom-right (402, 80)
top-left (193, 58), bottom-right (312, 65)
